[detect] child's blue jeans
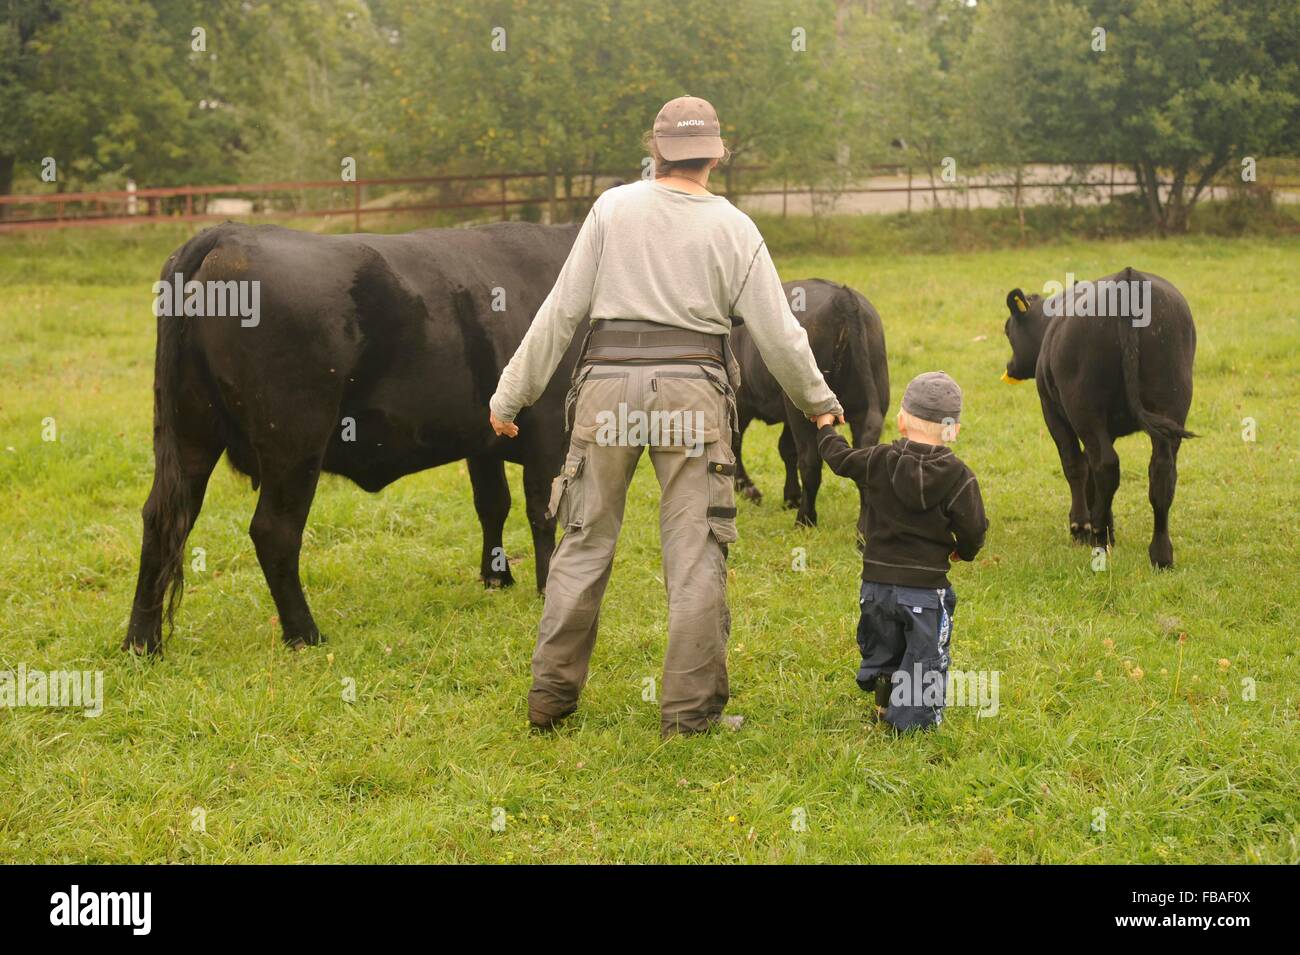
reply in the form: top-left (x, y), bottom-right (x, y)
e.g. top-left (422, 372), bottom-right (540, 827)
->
top-left (856, 580), bottom-right (956, 731)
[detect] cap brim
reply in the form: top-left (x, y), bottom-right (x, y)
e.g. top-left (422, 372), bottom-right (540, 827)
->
top-left (655, 134), bottom-right (725, 162)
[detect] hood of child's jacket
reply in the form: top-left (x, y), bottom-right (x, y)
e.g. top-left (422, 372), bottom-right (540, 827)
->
top-left (884, 439), bottom-right (966, 512)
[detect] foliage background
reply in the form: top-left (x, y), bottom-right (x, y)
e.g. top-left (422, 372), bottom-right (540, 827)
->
top-left (3, 0), bottom-right (1298, 230)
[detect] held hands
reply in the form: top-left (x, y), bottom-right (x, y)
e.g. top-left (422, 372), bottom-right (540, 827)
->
top-left (810, 412), bottom-right (844, 428)
top-left (489, 411), bottom-right (519, 438)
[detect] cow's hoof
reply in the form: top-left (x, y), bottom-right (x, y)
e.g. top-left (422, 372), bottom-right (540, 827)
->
top-left (120, 636), bottom-right (162, 657)
top-left (783, 497), bottom-right (800, 511)
top-left (1149, 540), bottom-right (1174, 569)
top-left (283, 630), bottom-right (325, 651)
top-left (738, 483), bottom-right (762, 504)
top-left (795, 513), bottom-right (817, 529)
top-left (483, 573), bottom-right (516, 589)
top-left (1091, 526), bottom-right (1115, 549)
top-left (1070, 522), bottom-right (1091, 545)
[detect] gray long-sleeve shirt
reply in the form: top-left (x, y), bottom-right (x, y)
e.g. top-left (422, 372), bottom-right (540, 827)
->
top-left (488, 178), bottom-right (843, 422)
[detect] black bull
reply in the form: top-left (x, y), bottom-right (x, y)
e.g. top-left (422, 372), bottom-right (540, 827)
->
top-left (125, 220), bottom-right (583, 654)
top-left (1002, 268), bottom-right (1196, 567)
top-left (731, 280), bottom-right (889, 528)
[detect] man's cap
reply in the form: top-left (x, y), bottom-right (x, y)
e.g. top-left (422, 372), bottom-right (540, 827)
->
top-left (902, 371), bottom-right (963, 424)
top-left (653, 96), bottom-right (725, 162)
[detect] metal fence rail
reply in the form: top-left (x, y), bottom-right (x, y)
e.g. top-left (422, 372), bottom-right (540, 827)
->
top-left (0, 171), bottom-right (580, 231)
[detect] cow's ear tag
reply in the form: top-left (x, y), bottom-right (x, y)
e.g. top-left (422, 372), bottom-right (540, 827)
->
top-left (1007, 289), bottom-right (1028, 314)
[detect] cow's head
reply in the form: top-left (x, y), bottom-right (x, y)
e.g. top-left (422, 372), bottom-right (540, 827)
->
top-left (1002, 288), bottom-right (1047, 383)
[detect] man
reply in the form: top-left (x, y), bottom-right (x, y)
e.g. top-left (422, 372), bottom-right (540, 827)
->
top-left (490, 95), bottom-right (842, 737)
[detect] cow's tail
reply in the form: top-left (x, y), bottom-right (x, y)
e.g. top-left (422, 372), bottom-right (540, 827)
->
top-left (1118, 267), bottom-right (1195, 442)
top-left (836, 284), bottom-right (881, 429)
top-left (149, 226), bottom-right (227, 642)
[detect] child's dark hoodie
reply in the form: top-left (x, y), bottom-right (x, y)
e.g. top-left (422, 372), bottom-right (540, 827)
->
top-left (817, 427), bottom-right (988, 588)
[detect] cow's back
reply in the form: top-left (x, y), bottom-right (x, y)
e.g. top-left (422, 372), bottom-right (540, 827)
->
top-left (1039, 269), bottom-right (1195, 434)
top-left (734, 279), bottom-right (885, 422)
top-left (177, 221), bottom-right (580, 490)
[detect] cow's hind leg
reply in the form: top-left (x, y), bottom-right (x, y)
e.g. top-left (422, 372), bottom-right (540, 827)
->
top-left (522, 458), bottom-right (555, 594)
top-left (249, 456), bottom-right (325, 648)
top-left (847, 407), bottom-right (882, 449)
top-left (1147, 436), bottom-right (1180, 569)
top-left (786, 410), bottom-right (822, 528)
top-left (1041, 400), bottom-right (1091, 544)
top-left (468, 455), bottom-right (514, 588)
top-left (778, 423), bottom-right (801, 510)
top-left (1083, 436), bottom-right (1120, 549)
top-left (794, 441), bottom-right (824, 528)
top-left (733, 413), bottom-right (761, 503)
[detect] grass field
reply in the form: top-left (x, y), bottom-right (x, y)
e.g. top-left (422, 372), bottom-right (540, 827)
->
top-left (1, 220), bottom-right (1297, 863)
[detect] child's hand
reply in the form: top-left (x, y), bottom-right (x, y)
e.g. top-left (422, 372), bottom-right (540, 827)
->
top-left (811, 412), bottom-right (842, 428)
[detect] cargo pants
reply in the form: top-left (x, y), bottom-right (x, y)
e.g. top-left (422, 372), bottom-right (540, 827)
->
top-left (855, 581), bottom-right (957, 732)
top-left (529, 360), bottom-right (738, 736)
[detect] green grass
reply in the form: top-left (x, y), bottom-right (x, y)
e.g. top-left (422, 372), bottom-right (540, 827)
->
top-left (1, 221), bottom-right (1297, 863)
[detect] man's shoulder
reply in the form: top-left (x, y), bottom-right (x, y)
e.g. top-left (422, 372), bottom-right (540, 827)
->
top-left (719, 201), bottom-right (763, 240)
top-left (591, 179), bottom-right (648, 216)
top-left (600, 180), bottom-right (757, 230)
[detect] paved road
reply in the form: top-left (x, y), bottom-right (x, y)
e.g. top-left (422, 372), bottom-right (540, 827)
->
top-left (734, 164), bottom-right (1294, 216)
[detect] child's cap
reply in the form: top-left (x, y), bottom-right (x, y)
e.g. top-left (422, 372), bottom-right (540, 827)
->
top-left (902, 371), bottom-right (963, 424)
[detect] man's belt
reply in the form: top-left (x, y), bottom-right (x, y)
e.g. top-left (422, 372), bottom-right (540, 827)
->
top-left (583, 318), bottom-right (725, 364)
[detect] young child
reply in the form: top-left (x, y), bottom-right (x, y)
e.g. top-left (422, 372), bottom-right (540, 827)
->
top-left (816, 371), bottom-right (987, 731)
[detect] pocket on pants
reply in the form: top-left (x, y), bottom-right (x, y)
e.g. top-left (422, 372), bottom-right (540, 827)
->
top-left (548, 447), bottom-right (587, 530)
top-left (646, 369), bottom-right (724, 451)
top-left (895, 586), bottom-right (953, 661)
top-left (705, 441), bottom-right (738, 545)
top-left (885, 650), bottom-right (949, 731)
top-left (572, 370), bottom-right (629, 444)
top-left (894, 587), bottom-right (940, 615)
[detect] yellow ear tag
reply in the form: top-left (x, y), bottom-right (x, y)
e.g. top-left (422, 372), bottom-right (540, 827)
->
top-left (1001, 370), bottom-right (1026, 384)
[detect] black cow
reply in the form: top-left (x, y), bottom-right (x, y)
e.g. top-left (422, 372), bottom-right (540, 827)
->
top-left (1002, 267), bottom-right (1195, 567)
top-left (125, 220), bottom-right (582, 654)
top-left (732, 279), bottom-right (889, 527)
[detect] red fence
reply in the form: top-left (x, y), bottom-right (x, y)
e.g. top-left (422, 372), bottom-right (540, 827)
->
top-left (0, 171), bottom-right (594, 232)
top-left (0, 163), bottom-right (1292, 233)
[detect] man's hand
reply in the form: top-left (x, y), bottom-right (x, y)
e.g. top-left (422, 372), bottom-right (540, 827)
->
top-left (490, 411), bottom-right (519, 438)
top-left (810, 412), bottom-right (844, 428)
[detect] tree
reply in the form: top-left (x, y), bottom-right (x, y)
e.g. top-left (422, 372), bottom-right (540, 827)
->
top-left (2, 0), bottom-right (380, 205)
top-left (371, 0), bottom-right (862, 217)
top-left (987, 0), bottom-right (1294, 233)
top-left (0, 0), bottom-right (59, 205)
top-left (1064, 0), bottom-right (1299, 233)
